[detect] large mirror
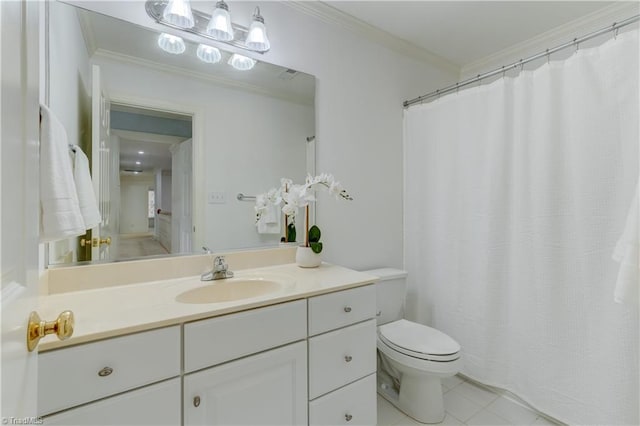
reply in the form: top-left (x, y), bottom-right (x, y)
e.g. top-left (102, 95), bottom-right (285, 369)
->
top-left (46, 0), bottom-right (316, 266)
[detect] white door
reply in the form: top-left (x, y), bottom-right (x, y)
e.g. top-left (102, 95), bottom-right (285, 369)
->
top-left (171, 139), bottom-right (192, 253)
top-left (91, 64), bottom-right (113, 260)
top-left (0, 0), bottom-right (41, 419)
top-left (184, 342), bottom-right (307, 425)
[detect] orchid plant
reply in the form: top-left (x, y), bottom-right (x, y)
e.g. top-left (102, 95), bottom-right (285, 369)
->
top-left (255, 174), bottom-right (353, 252)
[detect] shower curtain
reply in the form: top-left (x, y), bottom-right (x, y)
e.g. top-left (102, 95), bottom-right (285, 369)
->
top-left (403, 30), bottom-right (638, 425)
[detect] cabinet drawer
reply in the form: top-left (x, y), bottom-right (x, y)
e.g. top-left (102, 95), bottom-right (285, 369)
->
top-left (38, 326), bottom-right (180, 416)
top-left (308, 319), bottom-right (376, 399)
top-left (308, 285), bottom-right (376, 336)
top-left (184, 300), bottom-right (306, 373)
top-left (309, 374), bottom-right (376, 426)
top-left (44, 378), bottom-right (181, 425)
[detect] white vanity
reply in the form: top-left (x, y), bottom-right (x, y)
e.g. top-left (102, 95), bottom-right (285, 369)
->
top-left (37, 249), bottom-right (377, 425)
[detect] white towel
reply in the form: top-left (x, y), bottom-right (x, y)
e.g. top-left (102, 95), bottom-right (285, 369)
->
top-left (256, 204), bottom-right (281, 234)
top-left (613, 182), bottom-right (639, 304)
top-left (39, 105), bottom-right (86, 242)
top-left (70, 145), bottom-right (102, 230)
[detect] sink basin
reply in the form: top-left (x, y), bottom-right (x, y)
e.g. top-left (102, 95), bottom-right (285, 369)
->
top-left (176, 277), bottom-right (286, 304)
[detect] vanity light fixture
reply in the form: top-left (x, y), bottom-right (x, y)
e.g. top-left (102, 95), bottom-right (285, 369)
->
top-left (162, 0), bottom-right (194, 28)
top-left (158, 33), bottom-right (186, 54)
top-left (228, 53), bottom-right (256, 71)
top-left (196, 44), bottom-right (222, 64)
top-left (207, 0), bottom-right (233, 42)
top-left (245, 7), bottom-right (270, 52)
top-left (138, 151), bottom-right (145, 154)
top-left (146, 0), bottom-right (271, 53)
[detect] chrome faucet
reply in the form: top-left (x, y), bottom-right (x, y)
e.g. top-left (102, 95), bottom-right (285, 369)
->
top-left (201, 255), bottom-right (234, 281)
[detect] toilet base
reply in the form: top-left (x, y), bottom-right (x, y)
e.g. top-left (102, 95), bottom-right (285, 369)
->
top-left (377, 373), bottom-right (445, 424)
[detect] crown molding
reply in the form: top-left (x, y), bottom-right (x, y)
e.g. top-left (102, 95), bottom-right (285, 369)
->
top-left (91, 49), bottom-right (314, 107)
top-left (282, 1), bottom-right (460, 76)
top-left (461, 2), bottom-right (640, 79)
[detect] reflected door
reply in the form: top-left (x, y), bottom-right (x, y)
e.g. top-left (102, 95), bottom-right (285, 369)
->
top-left (91, 64), bottom-right (117, 260)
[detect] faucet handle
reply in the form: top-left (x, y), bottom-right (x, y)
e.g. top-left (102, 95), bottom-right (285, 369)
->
top-left (213, 256), bottom-right (227, 271)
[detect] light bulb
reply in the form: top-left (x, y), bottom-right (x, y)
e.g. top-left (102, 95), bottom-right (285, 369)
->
top-left (196, 44), bottom-right (222, 63)
top-left (158, 33), bottom-right (186, 54)
top-left (228, 54), bottom-right (256, 71)
top-left (245, 7), bottom-right (270, 52)
top-left (206, 0), bottom-right (233, 42)
top-left (162, 0), bottom-right (194, 28)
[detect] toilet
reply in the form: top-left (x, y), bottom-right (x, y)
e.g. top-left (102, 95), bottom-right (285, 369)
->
top-left (365, 268), bottom-right (462, 424)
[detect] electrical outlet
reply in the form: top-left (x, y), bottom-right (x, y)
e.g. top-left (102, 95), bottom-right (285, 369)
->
top-left (208, 192), bottom-right (226, 204)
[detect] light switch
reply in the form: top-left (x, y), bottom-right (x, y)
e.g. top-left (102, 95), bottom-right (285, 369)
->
top-left (208, 192), bottom-right (226, 204)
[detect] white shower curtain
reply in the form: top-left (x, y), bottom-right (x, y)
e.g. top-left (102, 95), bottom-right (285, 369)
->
top-left (403, 30), bottom-right (638, 425)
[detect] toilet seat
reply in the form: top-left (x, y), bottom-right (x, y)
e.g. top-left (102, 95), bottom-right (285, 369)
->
top-left (378, 319), bottom-right (460, 362)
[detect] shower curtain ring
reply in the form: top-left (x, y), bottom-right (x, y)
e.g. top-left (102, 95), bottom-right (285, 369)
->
top-left (455, 83), bottom-right (459, 94)
top-left (502, 66), bottom-right (506, 79)
top-left (519, 60), bottom-right (524, 72)
top-left (546, 49), bottom-right (550, 64)
top-left (574, 38), bottom-right (580, 52)
top-left (614, 25), bottom-right (620, 40)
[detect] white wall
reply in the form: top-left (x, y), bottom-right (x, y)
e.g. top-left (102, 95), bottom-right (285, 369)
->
top-left (68, 1), bottom-right (457, 270)
top-left (259, 4), bottom-right (455, 270)
top-left (120, 175), bottom-right (153, 234)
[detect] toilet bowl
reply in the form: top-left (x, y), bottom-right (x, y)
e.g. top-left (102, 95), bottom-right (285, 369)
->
top-left (365, 268), bottom-right (462, 424)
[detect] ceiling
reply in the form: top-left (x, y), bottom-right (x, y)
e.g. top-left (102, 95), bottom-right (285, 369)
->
top-left (324, 1), bottom-right (616, 67)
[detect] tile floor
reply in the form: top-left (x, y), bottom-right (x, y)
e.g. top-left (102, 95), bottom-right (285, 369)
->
top-left (377, 375), bottom-right (562, 426)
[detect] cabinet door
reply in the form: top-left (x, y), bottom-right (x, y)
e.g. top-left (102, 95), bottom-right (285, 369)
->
top-left (184, 341), bottom-right (307, 426)
top-left (44, 378), bottom-right (180, 425)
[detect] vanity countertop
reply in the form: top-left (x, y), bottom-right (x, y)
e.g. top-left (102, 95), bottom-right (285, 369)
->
top-left (37, 263), bottom-right (377, 351)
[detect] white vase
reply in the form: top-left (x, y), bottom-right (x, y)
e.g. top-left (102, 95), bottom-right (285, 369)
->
top-left (296, 246), bottom-right (321, 268)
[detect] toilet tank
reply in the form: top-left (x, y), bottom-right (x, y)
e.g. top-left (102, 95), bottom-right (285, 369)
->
top-left (363, 268), bottom-right (408, 325)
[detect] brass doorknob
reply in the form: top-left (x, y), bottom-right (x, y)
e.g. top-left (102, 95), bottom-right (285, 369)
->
top-left (27, 310), bottom-right (74, 351)
top-left (99, 237), bottom-right (111, 246)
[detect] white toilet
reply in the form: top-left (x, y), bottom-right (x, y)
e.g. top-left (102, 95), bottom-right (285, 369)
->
top-left (365, 268), bottom-right (462, 424)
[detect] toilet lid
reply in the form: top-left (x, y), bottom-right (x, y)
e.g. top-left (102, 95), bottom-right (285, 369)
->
top-left (379, 319), bottom-right (460, 361)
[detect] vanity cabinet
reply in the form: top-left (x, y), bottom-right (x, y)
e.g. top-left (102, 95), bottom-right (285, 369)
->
top-left (38, 284), bottom-right (376, 425)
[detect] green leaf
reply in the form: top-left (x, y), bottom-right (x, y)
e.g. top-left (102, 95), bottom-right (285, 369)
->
top-left (308, 225), bottom-right (321, 243)
top-left (287, 223), bottom-right (296, 242)
top-left (310, 241), bottom-right (323, 254)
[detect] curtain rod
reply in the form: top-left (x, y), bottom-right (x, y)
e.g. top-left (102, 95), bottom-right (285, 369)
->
top-left (404, 14), bottom-right (640, 108)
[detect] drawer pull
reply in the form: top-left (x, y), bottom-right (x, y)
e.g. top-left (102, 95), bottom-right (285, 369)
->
top-left (345, 414), bottom-right (353, 422)
top-left (97, 367), bottom-right (113, 377)
top-left (344, 355), bottom-right (353, 362)
top-left (193, 396), bottom-right (201, 407)
top-left (344, 306), bottom-right (352, 313)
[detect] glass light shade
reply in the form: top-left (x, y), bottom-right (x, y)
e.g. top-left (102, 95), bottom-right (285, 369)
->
top-left (246, 20), bottom-right (270, 52)
top-left (196, 44), bottom-right (221, 64)
top-left (162, 0), bottom-right (194, 28)
top-left (206, 1), bottom-right (233, 41)
top-left (158, 33), bottom-right (186, 54)
top-left (228, 54), bottom-right (256, 71)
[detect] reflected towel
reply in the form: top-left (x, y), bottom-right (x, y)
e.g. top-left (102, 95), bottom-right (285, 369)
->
top-left (613, 182), bottom-right (639, 304)
top-left (257, 204), bottom-right (281, 234)
top-left (39, 105), bottom-right (86, 242)
top-left (70, 145), bottom-right (101, 230)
